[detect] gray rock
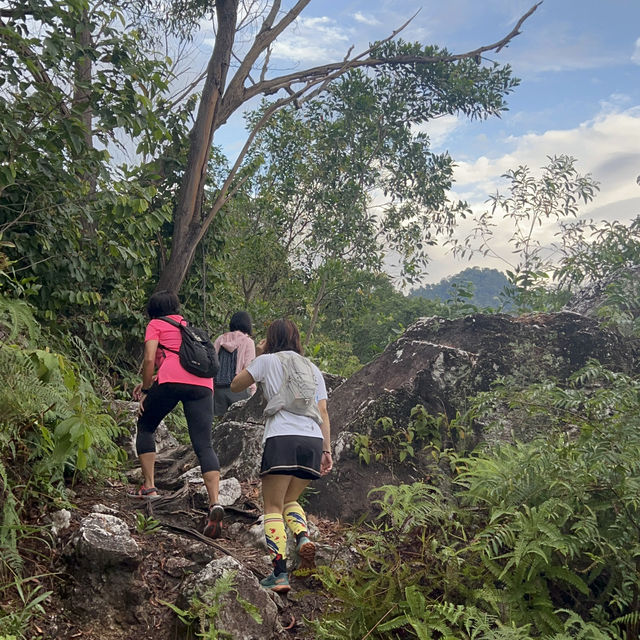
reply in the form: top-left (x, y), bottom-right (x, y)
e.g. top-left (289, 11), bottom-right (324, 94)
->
top-left (72, 513), bottom-right (140, 569)
top-left (178, 556), bottom-right (283, 640)
top-left (193, 476), bottom-right (243, 507)
top-left (213, 420), bottom-right (265, 482)
top-left (51, 509), bottom-right (72, 536)
top-left (91, 504), bottom-right (118, 515)
top-left (218, 477), bottom-right (242, 505)
top-left (308, 312), bottom-right (640, 521)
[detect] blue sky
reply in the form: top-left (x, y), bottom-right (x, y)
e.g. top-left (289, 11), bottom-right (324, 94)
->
top-left (205, 0), bottom-right (640, 283)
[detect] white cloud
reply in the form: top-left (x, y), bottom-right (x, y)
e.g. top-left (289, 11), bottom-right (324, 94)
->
top-left (632, 37), bottom-right (640, 65)
top-left (419, 105), bottom-right (640, 283)
top-left (353, 11), bottom-right (380, 26)
top-left (271, 16), bottom-right (350, 64)
top-left (413, 115), bottom-right (465, 149)
top-left (454, 105), bottom-right (640, 212)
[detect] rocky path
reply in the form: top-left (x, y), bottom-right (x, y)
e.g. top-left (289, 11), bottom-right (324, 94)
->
top-left (34, 410), bottom-right (345, 640)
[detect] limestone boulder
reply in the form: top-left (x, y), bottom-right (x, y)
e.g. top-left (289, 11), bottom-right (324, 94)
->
top-left (177, 556), bottom-right (283, 640)
top-left (308, 312), bottom-right (640, 520)
top-left (71, 513), bottom-right (140, 569)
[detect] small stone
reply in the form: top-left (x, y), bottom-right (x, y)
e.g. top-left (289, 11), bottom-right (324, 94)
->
top-left (51, 509), bottom-right (72, 536)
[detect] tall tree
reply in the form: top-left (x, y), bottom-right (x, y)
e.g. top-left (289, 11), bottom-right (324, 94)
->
top-left (0, 0), bottom-right (178, 353)
top-left (154, 0), bottom-right (541, 293)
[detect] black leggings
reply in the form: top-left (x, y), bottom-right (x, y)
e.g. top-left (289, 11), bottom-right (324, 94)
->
top-left (136, 382), bottom-right (220, 473)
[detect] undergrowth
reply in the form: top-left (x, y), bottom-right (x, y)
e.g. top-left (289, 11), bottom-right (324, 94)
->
top-left (311, 362), bottom-right (640, 639)
top-left (0, 296), bottom-right (126, 638)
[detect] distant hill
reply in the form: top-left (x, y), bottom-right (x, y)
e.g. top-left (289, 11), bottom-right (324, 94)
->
top-left (410, 267), bottom-right (509, 309)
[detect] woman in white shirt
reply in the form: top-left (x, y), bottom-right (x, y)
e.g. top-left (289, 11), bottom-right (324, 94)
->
top-left (231, 318), bottom-right (333, 593)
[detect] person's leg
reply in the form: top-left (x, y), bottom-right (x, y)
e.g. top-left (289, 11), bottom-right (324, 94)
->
top-left (135, 385), bottom-right (179, 494)
top-left (183, 388), bottom-right (219, 502)
top-left (183, 387), bottom-right (224, 537)
top-left (139, 453), bottom-right (156, 490)
top-left (202, 470), bottom-right (220, 506)
top-left (283, 478), bottom-right (316, 569)
top-left (261, 474), bottom-right (293, 585)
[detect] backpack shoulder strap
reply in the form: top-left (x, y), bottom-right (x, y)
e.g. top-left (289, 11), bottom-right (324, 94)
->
top-left (158, 316), bottom-right (184, 328)
top-left (156, 316), bottom-right (184, 355)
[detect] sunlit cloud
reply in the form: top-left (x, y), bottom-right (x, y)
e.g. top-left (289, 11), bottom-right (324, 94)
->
top-left (413, 115), bottom-right (466, 149)
top-left (271, 16), bottom-right (351, 64)
top-left (420, 105), bottom-right (640, 283)
top-left (353, 11), bottom-right (380, 26)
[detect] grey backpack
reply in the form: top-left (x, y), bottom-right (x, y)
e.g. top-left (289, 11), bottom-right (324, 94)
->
top-left (263, 352), bottom-right (322, 425)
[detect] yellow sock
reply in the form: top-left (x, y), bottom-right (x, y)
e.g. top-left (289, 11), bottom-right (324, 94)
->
top-left (264, 512), bottom-right (287, 561)
top-left (283, 501), bottom-right (308, 537)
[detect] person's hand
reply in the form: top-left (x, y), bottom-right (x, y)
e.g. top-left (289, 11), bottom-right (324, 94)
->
top-left (137, 394), bottom-right (146, 416)
top-left (320, 451), bottom-right (333, 475)
top-left (133, 383), bottom-right (143, 401)
top-left (256, 339), bottom-right (267, 356)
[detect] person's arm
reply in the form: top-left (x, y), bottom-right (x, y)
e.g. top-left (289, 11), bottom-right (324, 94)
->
top-left (141, 340), bottom-right (158, 390)
top-left (318, 399), bottom-right (333, 475)
top-left (133, 339), bottom-right (159, 400)
top-left (231, 368), bottom-right (255, 393)
top-left (134, 339), bottom-right (159, 411)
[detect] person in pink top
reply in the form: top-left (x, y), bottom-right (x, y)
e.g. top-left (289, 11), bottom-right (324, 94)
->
top-left (213, 311), bottom-right (257, 416)
top-left (131, 290), bottom-right (224, 538)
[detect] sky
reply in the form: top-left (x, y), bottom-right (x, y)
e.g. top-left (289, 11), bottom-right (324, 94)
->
top-left (204, 0), bottom-right (640, 284)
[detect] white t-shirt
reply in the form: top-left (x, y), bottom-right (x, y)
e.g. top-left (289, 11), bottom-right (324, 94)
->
top-left (247, 352), bottom-right (327, 442)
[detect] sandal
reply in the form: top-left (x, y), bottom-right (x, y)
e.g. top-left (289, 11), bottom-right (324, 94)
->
top-left (129, 485), bottom-right (159, 498)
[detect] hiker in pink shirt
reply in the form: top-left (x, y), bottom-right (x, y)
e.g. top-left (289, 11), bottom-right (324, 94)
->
top-left (131, 290), bottom-right (224, 538)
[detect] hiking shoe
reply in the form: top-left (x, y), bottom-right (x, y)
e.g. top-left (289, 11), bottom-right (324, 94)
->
top-left (296, 535), bottom-right (316, 569)
top-left (260, 571), bottom-right (290, 593)
top-left (203, 503), bottom-right (224, 539)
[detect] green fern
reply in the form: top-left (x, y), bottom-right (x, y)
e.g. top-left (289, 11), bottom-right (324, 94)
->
top-left (0, 296), bottom-right (39, 343)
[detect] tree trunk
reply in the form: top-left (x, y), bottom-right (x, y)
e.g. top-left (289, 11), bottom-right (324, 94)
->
top-left (155, 0), bottom-right (239, 294)
top-left (73, 8), bottom-right (97, 238)
top-left (304, 275), bottom-right (327, 349)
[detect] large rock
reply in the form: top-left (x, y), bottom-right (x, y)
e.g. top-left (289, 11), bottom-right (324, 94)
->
top-left (71, 513), bottom-right (140, 569)
top-left (177, 556), bottom-right (283, 639)
top-left (208, 313), bottom-right (640, 522)
top-left (308, 312), bottom-right (640, 521)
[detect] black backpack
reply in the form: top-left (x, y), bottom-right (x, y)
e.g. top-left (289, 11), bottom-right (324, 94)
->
top-left (158, 317), bottom-right (219, 378)
top-left (215, 347), bottom-right (238, 388)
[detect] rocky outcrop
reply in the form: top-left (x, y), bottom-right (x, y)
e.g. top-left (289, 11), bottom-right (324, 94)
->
top-left (207, 313), bottom-right (640, 521)
top-left (306, 312), bottom-right (640, 520)
top-left (71, 513), bottom-right (140, 569)
top-left (177, 557), bottom-right (283, 639)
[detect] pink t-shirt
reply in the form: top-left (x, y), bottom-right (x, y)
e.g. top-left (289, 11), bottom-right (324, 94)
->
top-left (144, 315), bottom-right (213, 390)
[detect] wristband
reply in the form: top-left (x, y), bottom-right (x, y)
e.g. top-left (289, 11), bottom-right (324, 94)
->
top-left (141, 387), bottom-right (151, 393)
top-left (322, 450), bottom-right (331, 454)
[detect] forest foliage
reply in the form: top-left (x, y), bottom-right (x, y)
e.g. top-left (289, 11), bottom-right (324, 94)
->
top-left (1, 1), bottom-right (640, 638)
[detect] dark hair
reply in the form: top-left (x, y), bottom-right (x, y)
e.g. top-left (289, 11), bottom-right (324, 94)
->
top-left (229, 311), bottom-right (253, 336)
top-left (265, 318), bottom-right (302, 354)
top-left (147, 290), bottom-right (180, 319)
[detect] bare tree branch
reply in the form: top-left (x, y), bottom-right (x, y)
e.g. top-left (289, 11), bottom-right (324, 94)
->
top-left (155, 1), bottom-right (542, 293)
top-left (240, 3), bottom-right (540, 108)
top-left (220, 0), bottom-right (310, 122)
